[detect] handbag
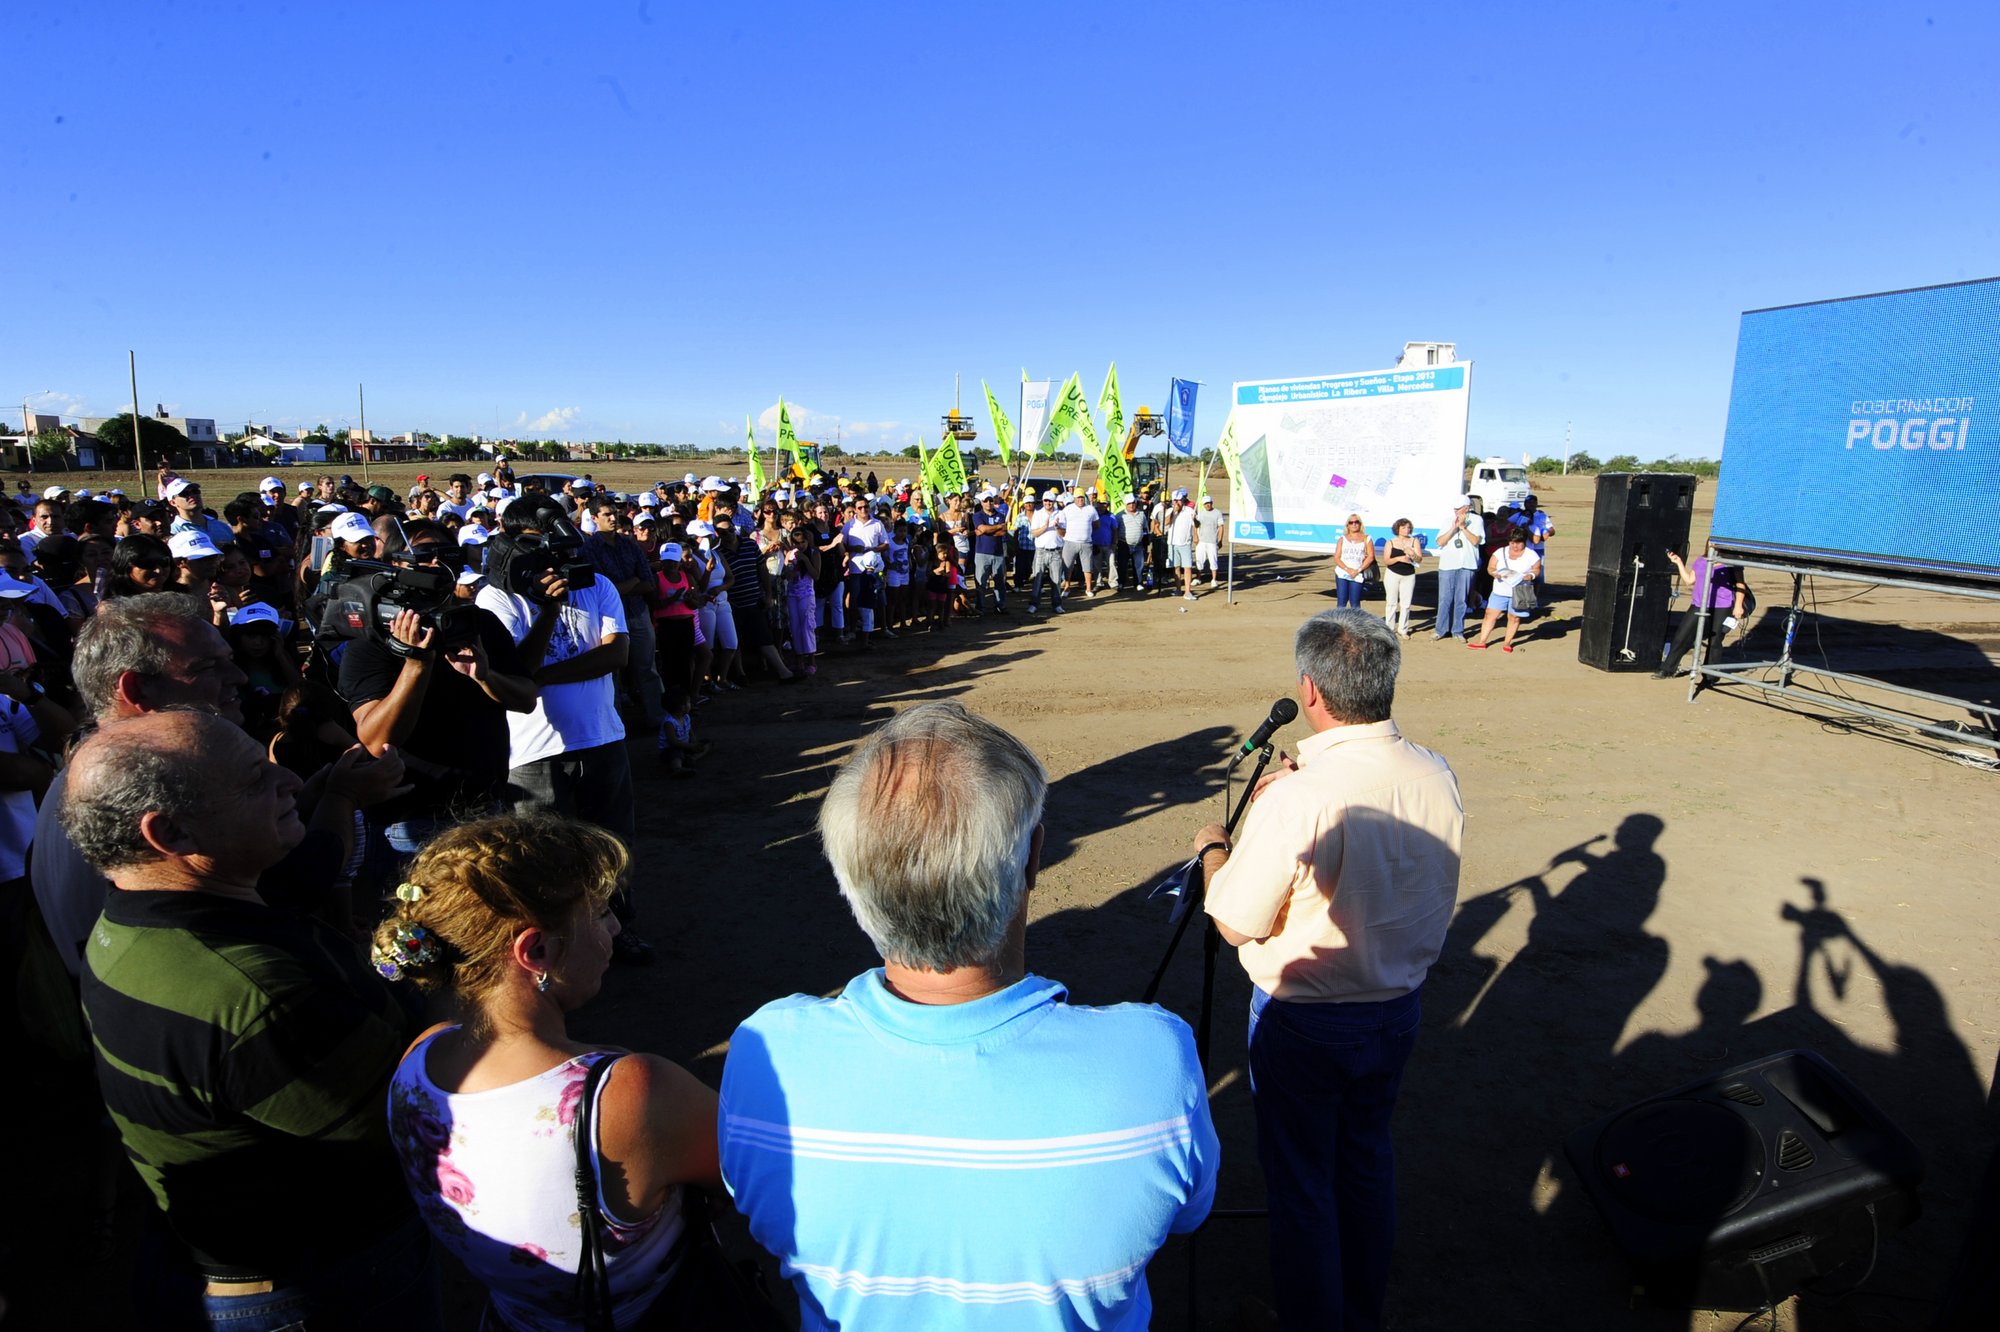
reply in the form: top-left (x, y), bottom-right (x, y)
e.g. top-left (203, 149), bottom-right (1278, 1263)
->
top-left (1508, 577), bottom-right (1538, 612)
top-left (573, 1055), bottom-right (790, 1332)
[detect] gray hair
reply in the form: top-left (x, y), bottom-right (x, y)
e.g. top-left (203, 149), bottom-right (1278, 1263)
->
top-left (60, 712), bottom-right (225, 871)
top-left (71, 593), bottom-right (207, 720)
top-left (818, 701), bottom-right (1047, 971)
top-left (1295, 609), bottom-right (1400, 723)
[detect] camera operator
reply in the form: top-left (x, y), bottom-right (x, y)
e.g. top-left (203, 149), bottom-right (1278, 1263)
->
top-left (337, 521), bottom-right (538, 862)
top-left (476, 498), bottom-right (648, 960)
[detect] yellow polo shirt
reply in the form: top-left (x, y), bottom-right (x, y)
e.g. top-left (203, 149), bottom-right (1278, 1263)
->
top-left (1206, 719), bottom-right (1464, 1003)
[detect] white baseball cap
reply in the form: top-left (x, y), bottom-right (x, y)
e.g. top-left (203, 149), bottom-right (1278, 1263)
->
top-left (1456, 493), bottom-right (1473, 508)
top-left (259, 476), bottom-right (285, 493)
top-left (632, 511), bottom-right (657, 527)
top-left (41, 484), bottom-right (69, 500)
top-left (637, 492), bottom-right (658, 508)
top-left (458, 526), bottom-right (491, 546)
top-left (329, 512), bottom-right (376, 544)
top-left (168, 531), bottom-right (223, 560)
top-left (683, 472), bottom-right (698, 485)
top-left (662, 542), bottom-right (684, 562)
top-left (1122, 493), bottom-right (1138, 504)
top-left (163, 477), bottom-right (197, 499)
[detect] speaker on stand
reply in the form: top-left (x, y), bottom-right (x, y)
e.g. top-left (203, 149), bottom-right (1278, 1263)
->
top-left (1564, 1048), bottom-right (1923, 1311)
top-left (1576, 472), bottom-right (1697, 672)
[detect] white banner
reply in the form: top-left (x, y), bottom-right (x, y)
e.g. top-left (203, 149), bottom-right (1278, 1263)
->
top-left (1228, 363), bottom-right (1473, 552)
top-left (1019, 379), bottom-right (1053, 457)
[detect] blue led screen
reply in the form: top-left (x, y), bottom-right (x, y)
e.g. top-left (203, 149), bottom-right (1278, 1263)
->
top-left (1711, 278), bottom-right (2000, 580)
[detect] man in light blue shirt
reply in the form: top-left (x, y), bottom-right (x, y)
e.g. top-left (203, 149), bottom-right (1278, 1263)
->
top-left (721, 702), bottom-right (1218, 1331)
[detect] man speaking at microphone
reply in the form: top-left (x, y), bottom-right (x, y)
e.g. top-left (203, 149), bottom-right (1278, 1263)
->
top-left (1192, 608), bottom-right (1463, 1331)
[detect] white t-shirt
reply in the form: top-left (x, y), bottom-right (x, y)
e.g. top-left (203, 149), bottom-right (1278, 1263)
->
top-left (1435, 512), bottom-right (1486, 571)
top-left (476, 578), bottom-right (627, 767)
top-left (1030, 507), bottom-right (1066, 550)
top-left (1491, 548), bottom-right (1542, 594)
top-left (1169, 507), bottom-right (1197, 545)
top-left (1058, 502), bottom-right (1094, 543)
top-left (843, 517), bottom-right (888, 574)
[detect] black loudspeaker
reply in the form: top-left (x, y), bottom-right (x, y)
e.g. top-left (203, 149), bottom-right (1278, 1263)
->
top-left (1577, 473), bottom-right (1697, 672)
top-left (1564, 1049), bottom-right (1924, 1312)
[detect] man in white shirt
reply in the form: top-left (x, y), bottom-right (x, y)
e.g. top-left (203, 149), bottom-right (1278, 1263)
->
top-left (1432, 494), bottom-right (1485, 641)
top-left (1058, 492), bottom-right (1098, 597)
top-left (1192, 609), bottom-right (1462, 1330)
top-left (1025, 492), bottom-right (1069, 614)
top-left (842, 498), bottom-right (891, 641)
top-left (437, 474), bottom-right (477, 521)
top-left (474, 497), bottom-right (645, 961)
top-left (1167, 490), bottom-right (1199, 600)
top-left (1193, 494), bottom-right (1225, 588)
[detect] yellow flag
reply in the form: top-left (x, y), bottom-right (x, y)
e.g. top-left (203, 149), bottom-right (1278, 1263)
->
top-left (1214, 407), bottom-right (1246, 499)
top-left (746, 416), bottom-right (766, 500)
top-left (982, 380), bottom-right (1015, 466)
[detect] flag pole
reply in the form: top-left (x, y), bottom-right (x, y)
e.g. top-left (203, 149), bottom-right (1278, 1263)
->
top-left (129, 351), bottom-right (145, 496)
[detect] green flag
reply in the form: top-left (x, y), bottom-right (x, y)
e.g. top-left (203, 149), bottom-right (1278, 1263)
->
top-left (1042, 372), bottom-right (1101, 461)
top-left (1098, 448), bottom-right (1134, 506)
top-left (1195, 452), bottom-right (1210, 508)
top-left (982, 379), bottom-right (1015, 466)
top-left (746, 415), bottom-right (766, 498)
top-left (916, 435), bottom-right (933, 496)
top-left (1097, 362), bottom-right (1125, 460)
top-left (931, 431), bottom-right (969, 496)
top-left (776, 398), bottom-right (802, 476)
top-left (1214, 407), bottom-right (1246, 499)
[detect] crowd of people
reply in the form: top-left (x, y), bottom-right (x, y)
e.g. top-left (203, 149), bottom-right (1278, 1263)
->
top-left (0, 454), bottom-right (1749, 1330)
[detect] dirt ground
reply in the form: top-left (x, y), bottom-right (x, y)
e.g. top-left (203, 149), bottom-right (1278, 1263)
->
top-left (30, 462), bottom-right (2000, 1329)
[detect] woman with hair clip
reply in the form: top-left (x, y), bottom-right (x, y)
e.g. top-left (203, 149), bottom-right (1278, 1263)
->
top-left (378, 813), bottom-right (722, 1331)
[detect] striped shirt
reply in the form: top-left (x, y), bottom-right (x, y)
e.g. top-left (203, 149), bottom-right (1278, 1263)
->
top-left (82, 888), bottom-right (414, 1279)
top-left (721, 971), bottom-right (1218, 1331)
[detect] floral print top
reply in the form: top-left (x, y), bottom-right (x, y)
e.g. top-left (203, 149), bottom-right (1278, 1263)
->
top-left (388, 1031), bottom-right (685, 1330)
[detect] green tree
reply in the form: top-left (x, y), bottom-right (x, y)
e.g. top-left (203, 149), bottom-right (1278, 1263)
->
top-left (1604, 454), bottom-right (1641, 472)
top-left (31, 428), bottom-right (72, 469)
top-left (1529, 455), bottom-right (1564, 473)
top-left (444, 435), bottom-right (477, 458)
top-left (91, 413), bottom-right (189, 463)
top-left (901, 444), bottom-right (922, 459)
top-left (257, 444), bottom-right (281, 463)
top-left (1566, 451), bottom-right (1601, 472)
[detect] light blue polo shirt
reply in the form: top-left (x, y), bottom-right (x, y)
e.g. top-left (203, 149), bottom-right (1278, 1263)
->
top-left (721, 970), bottom-right (1218, 1331)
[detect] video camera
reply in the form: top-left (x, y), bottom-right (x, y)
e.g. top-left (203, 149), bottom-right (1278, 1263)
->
top-left (491, 509), bottom-right (598, 602)
top-left (318, 559), bottom-right (484, 658)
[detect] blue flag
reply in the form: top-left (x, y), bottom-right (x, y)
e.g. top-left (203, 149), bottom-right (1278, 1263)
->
top-left (1167, 378), bottom-right (1199, 456)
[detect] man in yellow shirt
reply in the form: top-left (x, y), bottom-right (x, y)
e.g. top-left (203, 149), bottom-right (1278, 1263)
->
top-left (1192, 608), bottom-right (1463, 1330)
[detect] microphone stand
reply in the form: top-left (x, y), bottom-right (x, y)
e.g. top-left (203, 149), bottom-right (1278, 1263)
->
top-left (1141, 740), bottom-right (1279, 1332)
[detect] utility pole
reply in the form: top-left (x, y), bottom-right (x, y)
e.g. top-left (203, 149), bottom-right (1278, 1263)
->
top-left (130, 351), bottom-right (145, 495)
top-left (1562, 420), bottom-right (1572, 475)
top-left (357, 382), bottom-right (369, 484)
top-left (21, 397), bottom-right (30, 478)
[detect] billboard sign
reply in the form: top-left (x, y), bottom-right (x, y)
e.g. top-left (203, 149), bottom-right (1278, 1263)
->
top-left (1228, 363), bottom-right (1473, 551)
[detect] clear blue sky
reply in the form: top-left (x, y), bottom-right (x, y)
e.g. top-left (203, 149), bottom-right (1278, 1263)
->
top-left (6, 1), bottom-right (1995, 460)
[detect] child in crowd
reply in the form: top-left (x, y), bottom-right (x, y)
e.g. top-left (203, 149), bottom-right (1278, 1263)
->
top-left (885, 520), bottom-right (912, 632)
top-left (927, 537), bottom-right (955, 632)
top-left (657, 688), bottom-right (709, 776)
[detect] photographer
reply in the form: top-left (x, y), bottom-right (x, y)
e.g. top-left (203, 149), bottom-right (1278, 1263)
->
top-left (475, 499), bottom-right (649, 960)
top-left (337, 521), bottom-right (538, 861)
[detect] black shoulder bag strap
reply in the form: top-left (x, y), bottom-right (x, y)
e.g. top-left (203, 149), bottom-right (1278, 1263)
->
top-left (572, 1053), bottom-right (622, 1332)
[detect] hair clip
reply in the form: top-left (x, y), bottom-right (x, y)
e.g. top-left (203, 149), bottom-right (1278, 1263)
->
top-left (396, 882), bottom-right (425, 903)
top-left (371, 922), bottom-right (440, 981)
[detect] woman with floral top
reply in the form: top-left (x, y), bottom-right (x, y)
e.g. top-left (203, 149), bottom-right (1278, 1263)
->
top-left (377, 815), bottom-right (721, 1330)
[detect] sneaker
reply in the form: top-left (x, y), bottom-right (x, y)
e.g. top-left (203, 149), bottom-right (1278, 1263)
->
top-left (1183, 592), bottom-right (1197, 602)
top-left (881, 629), bottom-right (898, 639)
top-left (1027, 605), bottom-right (1039, 614)
top-left (1053, 605), bottom-right (1066, 614)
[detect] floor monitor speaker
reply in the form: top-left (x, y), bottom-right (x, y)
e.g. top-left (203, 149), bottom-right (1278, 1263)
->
top-left (1564, 1049), bottom-right (1923, 1311)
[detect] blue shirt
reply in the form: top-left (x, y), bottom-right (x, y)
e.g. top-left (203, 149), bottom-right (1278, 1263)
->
top-left (721, 970), bottom-right (1218, 1331)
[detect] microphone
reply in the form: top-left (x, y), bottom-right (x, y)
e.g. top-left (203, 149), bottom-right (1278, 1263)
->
top-left (1236, 697), bottom-right (1298, 758)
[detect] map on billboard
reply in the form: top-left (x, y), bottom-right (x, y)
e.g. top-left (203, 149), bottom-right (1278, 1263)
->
top-left (1711, 277), bottom-right (2000, 581)
top-left (1229, 364), bottom-right (1473, 551)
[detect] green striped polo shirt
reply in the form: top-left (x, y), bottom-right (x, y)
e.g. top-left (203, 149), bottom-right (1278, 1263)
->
top-left (82, 886), bottom-right (415, 1280)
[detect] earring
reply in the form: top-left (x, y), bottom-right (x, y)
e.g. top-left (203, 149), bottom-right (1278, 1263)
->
top-left (535, 972), bottom-right (551, 994)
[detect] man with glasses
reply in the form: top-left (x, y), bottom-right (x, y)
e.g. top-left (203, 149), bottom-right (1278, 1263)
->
top-left (336, 521), bottom-right (538, 866)
top-left (164, 478), bottom-right (234, 550)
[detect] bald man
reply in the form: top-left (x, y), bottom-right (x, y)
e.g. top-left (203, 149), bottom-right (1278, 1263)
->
top-left (68, 712), bottom-right (438, 1328)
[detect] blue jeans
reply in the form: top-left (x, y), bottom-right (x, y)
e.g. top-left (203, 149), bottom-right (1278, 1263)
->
top-left (1335, 575), bottom-right (1364, 609)
top-left (142, 1215), bottom-right (442, 1331)
top-left (1249, 985), bottom-right (1423, 1332)
top-left (1435, 566), bottom-right (1473, 638)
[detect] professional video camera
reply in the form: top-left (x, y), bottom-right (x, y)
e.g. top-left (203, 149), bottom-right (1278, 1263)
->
top-left (488, 510), bottom-right (598, 602)
top-left (317, 559), bottom-right (484, 658)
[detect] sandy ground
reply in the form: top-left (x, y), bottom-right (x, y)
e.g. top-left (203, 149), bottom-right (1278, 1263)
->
top-left (27, 463), bottom-right (2000, 1329)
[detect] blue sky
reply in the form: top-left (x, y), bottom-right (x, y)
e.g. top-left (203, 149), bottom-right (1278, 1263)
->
top-left (6, 1), bottom-right (1995, 460)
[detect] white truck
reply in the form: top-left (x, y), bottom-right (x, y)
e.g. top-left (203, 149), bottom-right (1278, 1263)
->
top-left (1467, 457), bottom-right (1531, 513)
